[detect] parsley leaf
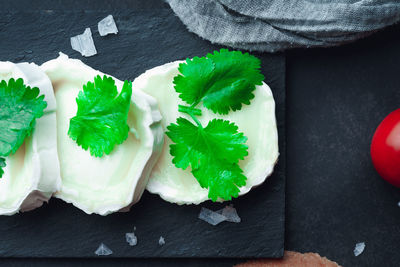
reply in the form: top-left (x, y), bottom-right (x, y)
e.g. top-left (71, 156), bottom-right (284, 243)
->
top-left (174, 49), bottom-right (264, 115)
top-left (168, 49), bottom-right (264, 200)
top-left (68, 75), bottom-right (132, 157)
top-left (0, 158), bottom-right (5, 178)
top-left (0, 78), bottom-right (47, 178)
top-left (167, 118), bottom-right (248, 201)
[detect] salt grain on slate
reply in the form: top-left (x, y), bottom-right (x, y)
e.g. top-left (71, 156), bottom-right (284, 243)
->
top-left (397, 201), bottom-right (400, 207)
top-left (94, 243), bottom-right (113, 256)
top-left (217, 204), bottom-right (241, 223)
top-left (199, 205), bottom-right (241, 225)
top-left (198, 207), bottom-right (227, 226)
top-left (125, 232), bottom-right (137, 246)
top-left (159, 236), bottom-right (165, 246)
top-left (98, 15), bottom-right (118, 36)
top-left (70, 28), bottom-right (97, 57)
top-left (354, 242), bottom-right (365, 256)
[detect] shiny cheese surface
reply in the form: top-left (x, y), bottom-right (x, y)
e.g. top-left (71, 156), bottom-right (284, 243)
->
top-left (0, 61), bottom-right (60, 215)
top-left (41, 53), bottom-right (163, 215)
top-left (135, 61), bottom-right (279, 204)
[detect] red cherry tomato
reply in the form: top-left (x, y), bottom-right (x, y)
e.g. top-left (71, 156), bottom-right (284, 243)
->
top-left (371, 109), bottom-right (400, 187)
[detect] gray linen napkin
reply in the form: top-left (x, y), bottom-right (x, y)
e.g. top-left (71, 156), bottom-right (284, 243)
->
top-left (166, 0), bottom-right (400, 52)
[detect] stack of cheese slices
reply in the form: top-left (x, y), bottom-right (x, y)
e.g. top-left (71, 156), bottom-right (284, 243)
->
top-left (0, 52), bottom-right (278, 215)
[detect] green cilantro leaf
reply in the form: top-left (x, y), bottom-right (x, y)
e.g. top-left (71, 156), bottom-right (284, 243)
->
top-left (0, 157), bottom-right (5, 178)
top-left (173, 49), bottom-right (264, 114)
top-left (0, 78), bottom-right (47, 178)
top-left (68, 75), bottom-right (132, 157)
top-left (166, 117), bottom-right (248, 201)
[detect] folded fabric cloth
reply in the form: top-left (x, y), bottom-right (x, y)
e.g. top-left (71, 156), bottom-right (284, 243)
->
top-left (167, 0), bottom-right (400, 52)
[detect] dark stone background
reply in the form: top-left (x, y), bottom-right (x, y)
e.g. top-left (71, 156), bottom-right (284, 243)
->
top-left (2, 0), bottom-right (400, 266)
top-left (286, 23), bottom-right (400, 267)
top-left (0, 0), bottom-right (285, 264)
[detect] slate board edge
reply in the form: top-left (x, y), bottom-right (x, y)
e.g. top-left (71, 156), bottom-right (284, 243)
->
top-left (0, 9), bottom-right (286, 258)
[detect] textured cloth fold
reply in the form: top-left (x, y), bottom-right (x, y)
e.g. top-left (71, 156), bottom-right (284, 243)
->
top-left (166, 0), bottom-right (400, 52)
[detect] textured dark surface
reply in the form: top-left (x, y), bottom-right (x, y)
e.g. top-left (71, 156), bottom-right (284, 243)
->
top-left (3, 0), bottom-right (400, 266)
top-left (0, 6), bottom-right (286, 259)
top-left (286, 24), bottom-right (400, 267)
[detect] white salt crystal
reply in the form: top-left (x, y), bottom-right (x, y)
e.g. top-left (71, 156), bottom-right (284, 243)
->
top-left (95, 243), bottom-right (113, 256)
top-left (98, 15), bottom-right (118, 36)
top-left (217, 205), bottom-right (241, 223)
top-left (198, 207), bottom-right (227, 226)
top-left (159, 236), bottom-right (165, 246)
top-left (354, 242), bottom-right (365, 256)
top-left (125, 232), bottom-right (137, 246)
top-left (397, 201), bottom-right (400, 207)
top-left (70, 28), bottom-right (97, 57)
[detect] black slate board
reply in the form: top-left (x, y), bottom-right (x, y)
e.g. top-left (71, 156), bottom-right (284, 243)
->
top-left (0, 8), bottom-right (285, 258)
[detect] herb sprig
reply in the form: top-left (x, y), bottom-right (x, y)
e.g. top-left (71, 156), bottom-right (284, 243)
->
top-left (0, 78), bottom-right (47, 178)
top-left (166, 49), bottom-right (264, 201)
top-left (68, 75), bottom-right (132, 157)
